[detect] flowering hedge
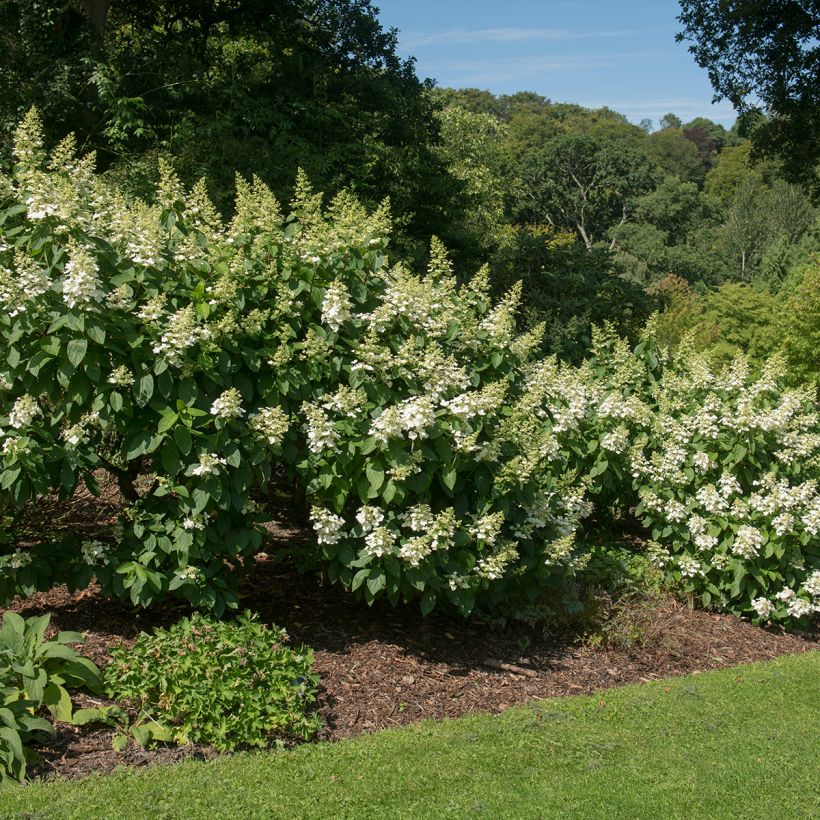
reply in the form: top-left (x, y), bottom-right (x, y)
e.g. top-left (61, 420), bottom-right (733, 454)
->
top-left (0, 111), bottom-right (594, 616)
top-left (629, 348), bottom-right (819, 624)
top-left (573, 330), bottom-right (819, 625)
top-left (0, 112), bottom-right (817, 625)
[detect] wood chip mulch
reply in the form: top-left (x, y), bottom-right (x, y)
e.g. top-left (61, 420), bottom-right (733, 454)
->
top-left (5, 524), bottom-right (816, 782)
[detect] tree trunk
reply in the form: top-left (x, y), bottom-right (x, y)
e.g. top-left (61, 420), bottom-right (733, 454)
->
top-left (77, 0), bottom-right (110, 37)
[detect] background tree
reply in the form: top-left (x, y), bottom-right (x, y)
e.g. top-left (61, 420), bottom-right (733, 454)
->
top-left (517, 134), bottom-right (657, 251)
top-left (432, 104), bottom-right (512, 261)
top-left (646, 127), bottom-right (707, 185)
top-left (659, 112), bottom-right (683, 130)
top-left (677, 0), bottom-right (820, 196)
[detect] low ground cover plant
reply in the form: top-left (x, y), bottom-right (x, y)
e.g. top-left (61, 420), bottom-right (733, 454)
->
top-left (104, 612), bottom-right (320, 751)
top-left (0, 611), bottom-right (103, 781)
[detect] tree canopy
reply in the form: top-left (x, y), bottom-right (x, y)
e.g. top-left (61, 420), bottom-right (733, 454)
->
top-left (677, 0), bottom-right (820, 196)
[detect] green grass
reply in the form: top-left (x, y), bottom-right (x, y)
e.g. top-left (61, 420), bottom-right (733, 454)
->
top-left (2, 652), bottom-right (818, 819)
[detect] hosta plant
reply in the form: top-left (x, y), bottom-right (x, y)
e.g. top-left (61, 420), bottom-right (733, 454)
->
top-left (0, 610), bottom-right (103, 781)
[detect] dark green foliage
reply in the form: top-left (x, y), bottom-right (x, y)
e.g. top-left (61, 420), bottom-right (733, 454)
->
top-left (646, 128), bottom-right (707, 186)
top-left (492, 229), bottom-right (655, 361)
top-left (105, 612), bottom-right (320, 751)
top-left (677, 0), bottom-right (820, 197)
top-left (0, 0), bottom-right (467, 262)
top-left (517, 134), bottom-right (657, 250)
top-left (0, 611), bottom-right (103, 781)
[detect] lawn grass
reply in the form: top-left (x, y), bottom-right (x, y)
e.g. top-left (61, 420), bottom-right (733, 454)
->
top-left (2, 652), bottom-right (818, 819)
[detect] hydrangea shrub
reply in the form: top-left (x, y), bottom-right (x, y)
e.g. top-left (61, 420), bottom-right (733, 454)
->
top-left (0, 111), bottom-right (817, 625)
top-left (575, 329), bottom-right (819, 625)
top-left (0, 111), bottom-right (593, 616)
top-left (629, 349), bottom-right (819, 624)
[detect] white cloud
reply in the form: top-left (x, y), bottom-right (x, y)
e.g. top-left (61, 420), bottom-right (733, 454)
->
top-left (421, 50), bottom-right (670, 85)
top-left (575, 97), bottom-right (737, 126)
top-left (401, 27), bottom-right (643, 49)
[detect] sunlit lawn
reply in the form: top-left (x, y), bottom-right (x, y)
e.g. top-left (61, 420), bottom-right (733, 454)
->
top-left (2, 651), bottom-right (817, 819)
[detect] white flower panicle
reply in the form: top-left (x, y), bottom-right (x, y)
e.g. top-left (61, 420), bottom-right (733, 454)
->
top-left (731, 525), bottom-right (763, 560)
top-left (62, 242), bottom-right (103, 309)
top-left (191, 452), bottom-right (227, 476)
top-left (399, 504), bottom-right (434, 532)
top-left (692, 451), bottom-right (711, 472)
top-left (469, 512), bottom-right (504, 545)
top-left (601, 426), bottom-right (629, 454)
top-left (356, 505), bottom-right (385, 533)
top-left (81, 540), bottom-right (111, 566)
top-left (311, 507), bottom-right (345, 545)
top-left (107, 365), bottom-right (134, 387)
top-left (321, 280), bottom-right (352, 332)
top-left (303, 403), bottom-right (340, 454)
top-left (210, 388), bottom-right (245, 419)
top-left (398, 397), bottom-right (436, 440)
top-left (9, 394), bottom-right (40, 428)
top-left (678, 555), bottom-right (703, 577)
top-left (137, 294), bottom-right (166, 323)
top-left (0, 251), bottom-right (51, 317)
top-left (364, 526), bottom-right (395, 557)
top-left (152, 305), bottom-right (210, 366)
top-left (802, 571), bottom-right (820, 599)
top-left (476, 542), bottom-right (518, 580)
top-left (751, 597), bottom-right (774, 620)
top-left (249, 406), bottom-right (289, 446)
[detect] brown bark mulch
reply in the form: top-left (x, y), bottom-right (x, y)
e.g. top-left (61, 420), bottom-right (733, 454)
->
top-left (5, 523), bottom-right (816, 782)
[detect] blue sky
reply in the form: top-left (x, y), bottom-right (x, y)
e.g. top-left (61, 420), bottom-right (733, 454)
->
top-left (374, 0), bottom-right (737, 128)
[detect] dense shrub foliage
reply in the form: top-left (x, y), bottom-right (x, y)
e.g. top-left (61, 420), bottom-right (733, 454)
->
top-left (0, 111), bottom-right (599, 617)
top-left (0, 611), bottom-right (102, 781)
top-left (621, 345), bottom-right (819, 622)
top-left (105, 612), bottom-right (319, 751)
top-left (0, 113), bottom-right (817, 627)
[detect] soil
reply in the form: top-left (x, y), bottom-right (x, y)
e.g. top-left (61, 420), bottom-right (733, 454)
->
top-left (5, 519), bottom-right (816, 782)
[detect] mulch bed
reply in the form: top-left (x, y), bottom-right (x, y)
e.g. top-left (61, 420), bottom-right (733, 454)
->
top-left (6, 520), bottom-right (816, 782)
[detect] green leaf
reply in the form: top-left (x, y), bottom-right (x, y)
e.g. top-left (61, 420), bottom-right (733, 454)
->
top-left (66, 338), bottom-right (88, 367)
top-left (86, 320), bottom-right (106, 344)
top-left (366, 568), bottom-right (386, 596)
top-left (420, 590), bottom-right (437, 615)
top-left (174, 425), bottom-right (193, 454)
top-left (72, 706), bottom-right (128, 727)
top-left (441, 469), bottom-right (457, 492)
top-left (112, 733), bottom-right (129, 752)
top-left (157, 410), bottom-right (179, 433)
top-left (136, 374), bottom-right (154, 406)
top-left (43, 683), bottom-right (74, 722)
top-left (366, 462), bottom-right (384, 493)
top-left (132, 722), bottom-right (174, 747)
top-left (382, 480), bottom-right (397, 504)
top-left (125, 431), bottom-right (152, 460)
top-left (161, 440), bottom-right (181, 476)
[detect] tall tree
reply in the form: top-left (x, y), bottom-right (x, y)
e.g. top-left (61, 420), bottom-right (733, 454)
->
top-left (517, 134), bottom-right (657, 251)
top-left (677, 0), bottom-right (820, 196)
